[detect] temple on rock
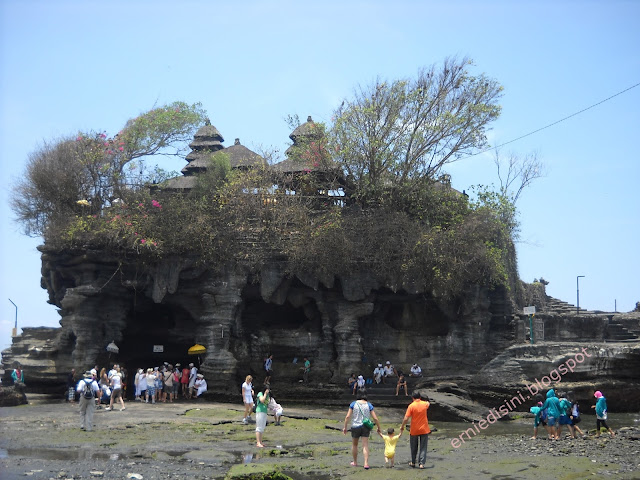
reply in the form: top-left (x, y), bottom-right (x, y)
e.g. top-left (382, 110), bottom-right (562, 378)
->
top-left (2, 117), bottom-right (639, 416)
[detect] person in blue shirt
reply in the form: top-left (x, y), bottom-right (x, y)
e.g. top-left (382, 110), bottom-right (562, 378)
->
top-left (557, 396), bottom-right (576, 439)
top-left (541, 389), bottom-right (562, 440)
top-left (529, 401), bottom-right (546, 439)
top-left (591, 390), bottom-right (615, 437)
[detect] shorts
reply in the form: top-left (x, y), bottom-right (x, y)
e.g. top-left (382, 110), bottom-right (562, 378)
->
top-left (255, 412), bottom-right (267, 433)
top-left (350, 425), bottom-right (371, 439)
top-left (172, 384), bottom-right (179, 395)
top-left (547, 416), bottom-right (557, 427)
top-left (147, 386), bottom-right (156, 397)
top-left (559, 415), bottom-right (571, 425)
top-left (112, 388), bottom-right (122, 400)
top-left (572, 416), bottom-right (581, 424)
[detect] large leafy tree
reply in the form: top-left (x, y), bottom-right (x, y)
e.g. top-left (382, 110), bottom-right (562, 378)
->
top-left (11, 101), bottom-right (207, 237)
top-left (330, 57), bottom-right (503, 207)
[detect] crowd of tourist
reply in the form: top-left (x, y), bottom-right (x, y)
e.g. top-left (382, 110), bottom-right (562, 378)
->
top-left (348, 360), bottom-right (423, 395)
top-left (530, 388), bottom-right (615, 440)
top-left (66, 354), bottom-right (616, 471)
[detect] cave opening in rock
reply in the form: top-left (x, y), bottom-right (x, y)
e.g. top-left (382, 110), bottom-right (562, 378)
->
top-left (118, 300), bottom-right (198, 376)
top-left (240, 283), bottom-right (322, 379)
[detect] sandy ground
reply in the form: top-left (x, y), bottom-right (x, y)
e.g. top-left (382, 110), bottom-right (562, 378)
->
top-left (1, 395), bottom-right (639, 479)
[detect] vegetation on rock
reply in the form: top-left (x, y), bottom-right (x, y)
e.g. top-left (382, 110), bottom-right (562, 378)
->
top-left (12, 59), bottom-right (535, 301)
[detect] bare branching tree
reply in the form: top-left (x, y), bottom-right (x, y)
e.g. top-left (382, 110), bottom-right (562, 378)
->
top-left (493, 148), bottom-right (545, 203)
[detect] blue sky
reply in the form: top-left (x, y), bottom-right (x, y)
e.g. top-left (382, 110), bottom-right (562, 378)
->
top-left (1, 0), bottom-right (639, 352)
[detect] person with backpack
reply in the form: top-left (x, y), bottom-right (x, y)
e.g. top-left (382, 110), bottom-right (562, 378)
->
top-left (76, 370), bottom-right (99, 431)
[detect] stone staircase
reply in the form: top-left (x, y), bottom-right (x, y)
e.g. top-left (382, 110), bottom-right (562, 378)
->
top-left (335, 376), bottom-right (421, 408)
top-left (605, 318), bottom-right (639, 342)
top-left (543, 296), bottom-right (596, 315)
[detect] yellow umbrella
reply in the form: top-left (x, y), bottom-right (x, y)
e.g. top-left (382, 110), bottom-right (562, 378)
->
top-left (188, 344), bottom-right (206, 355)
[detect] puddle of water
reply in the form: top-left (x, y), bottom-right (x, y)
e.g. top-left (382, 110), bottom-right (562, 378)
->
top-left (2, 447), bottom-right (192, 462)
top-left (4, 447), bottom-right (143, 462)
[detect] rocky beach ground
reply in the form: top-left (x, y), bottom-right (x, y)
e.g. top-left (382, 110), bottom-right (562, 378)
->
top-left (1, 395), bottom-right (639, 480)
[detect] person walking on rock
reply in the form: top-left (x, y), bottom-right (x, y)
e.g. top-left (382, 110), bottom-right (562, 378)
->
top-left (107, 369), bottom-right (125, 411)
top-left (591, 390), bottom-right (615, 437)
top-left (76, 370), bottom-right (99, 431)
top-left (400, 391), bottom-right (431, 469)
top-left (242, 375), bottom-right (254, 424)
top-left (541, 389), bottom-right (562, 440)
top-left (255, 385), bottom-right (271, 447)
top-left (263, 355), bottom-right (273, 385)
top-left (342, 391), bottom-right (381, 470)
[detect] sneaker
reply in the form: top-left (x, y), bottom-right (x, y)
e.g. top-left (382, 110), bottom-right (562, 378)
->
top-left (104, 407), bottom-right (111, 411)
top-left (242, 418), bottom-right (248, 424)
top-left (120, 407), bottom-right (126, 411)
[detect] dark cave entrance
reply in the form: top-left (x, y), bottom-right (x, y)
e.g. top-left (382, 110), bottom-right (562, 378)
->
top-left (118, 300), bottom-right (197, 386)
top-left (240, 283), bottom-right (323, 379)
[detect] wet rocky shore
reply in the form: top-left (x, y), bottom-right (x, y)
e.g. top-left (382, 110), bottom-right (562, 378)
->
top-left (1, 396), bottom-right (639, 479)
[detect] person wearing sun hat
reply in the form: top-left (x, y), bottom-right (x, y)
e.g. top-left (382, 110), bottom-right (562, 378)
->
top-left (591, 390), bottom-right (615, 437)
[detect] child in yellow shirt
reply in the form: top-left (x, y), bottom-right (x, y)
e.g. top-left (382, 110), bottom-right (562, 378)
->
top-left (378, 427), bottom-right (403, 467)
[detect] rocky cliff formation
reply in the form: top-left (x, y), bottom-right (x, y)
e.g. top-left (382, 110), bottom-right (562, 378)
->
top-left (2, 246), bottom-right (514, 397)
top-left (3, 248), bottom-right (639, 418)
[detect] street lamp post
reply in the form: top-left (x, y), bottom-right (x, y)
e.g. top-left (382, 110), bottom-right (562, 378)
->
top-left (8, 298), bottom-right (18, 337)
top-left (576, 276), bottom-right (585, 315)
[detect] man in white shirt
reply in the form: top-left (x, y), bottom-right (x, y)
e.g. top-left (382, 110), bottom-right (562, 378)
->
top-left (383, 361), bottom-right (396, 383)
top-left (373, 364), bottom-right (384, 384)
top-left (410, 364), bottom-right (423, 377)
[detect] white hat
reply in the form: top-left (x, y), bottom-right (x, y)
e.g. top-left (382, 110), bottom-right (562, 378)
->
top-left (377, 363), bottom-right (382, 367)
top-left (196, 373), bottom-right (204, 378)
top-left (386, 361), bottom-right (391, 365)
top-left (189, 363), bottom-right (194, 367)
top-left (90, 368), bottom-right (97, 375)
top-left (358, 375), bottom-right (364, 379)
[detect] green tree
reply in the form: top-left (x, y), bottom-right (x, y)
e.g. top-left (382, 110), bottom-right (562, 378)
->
top-left (11, 101), bottom-right (207, 237)
top-left (330, 57), bottom-right (503, 207)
